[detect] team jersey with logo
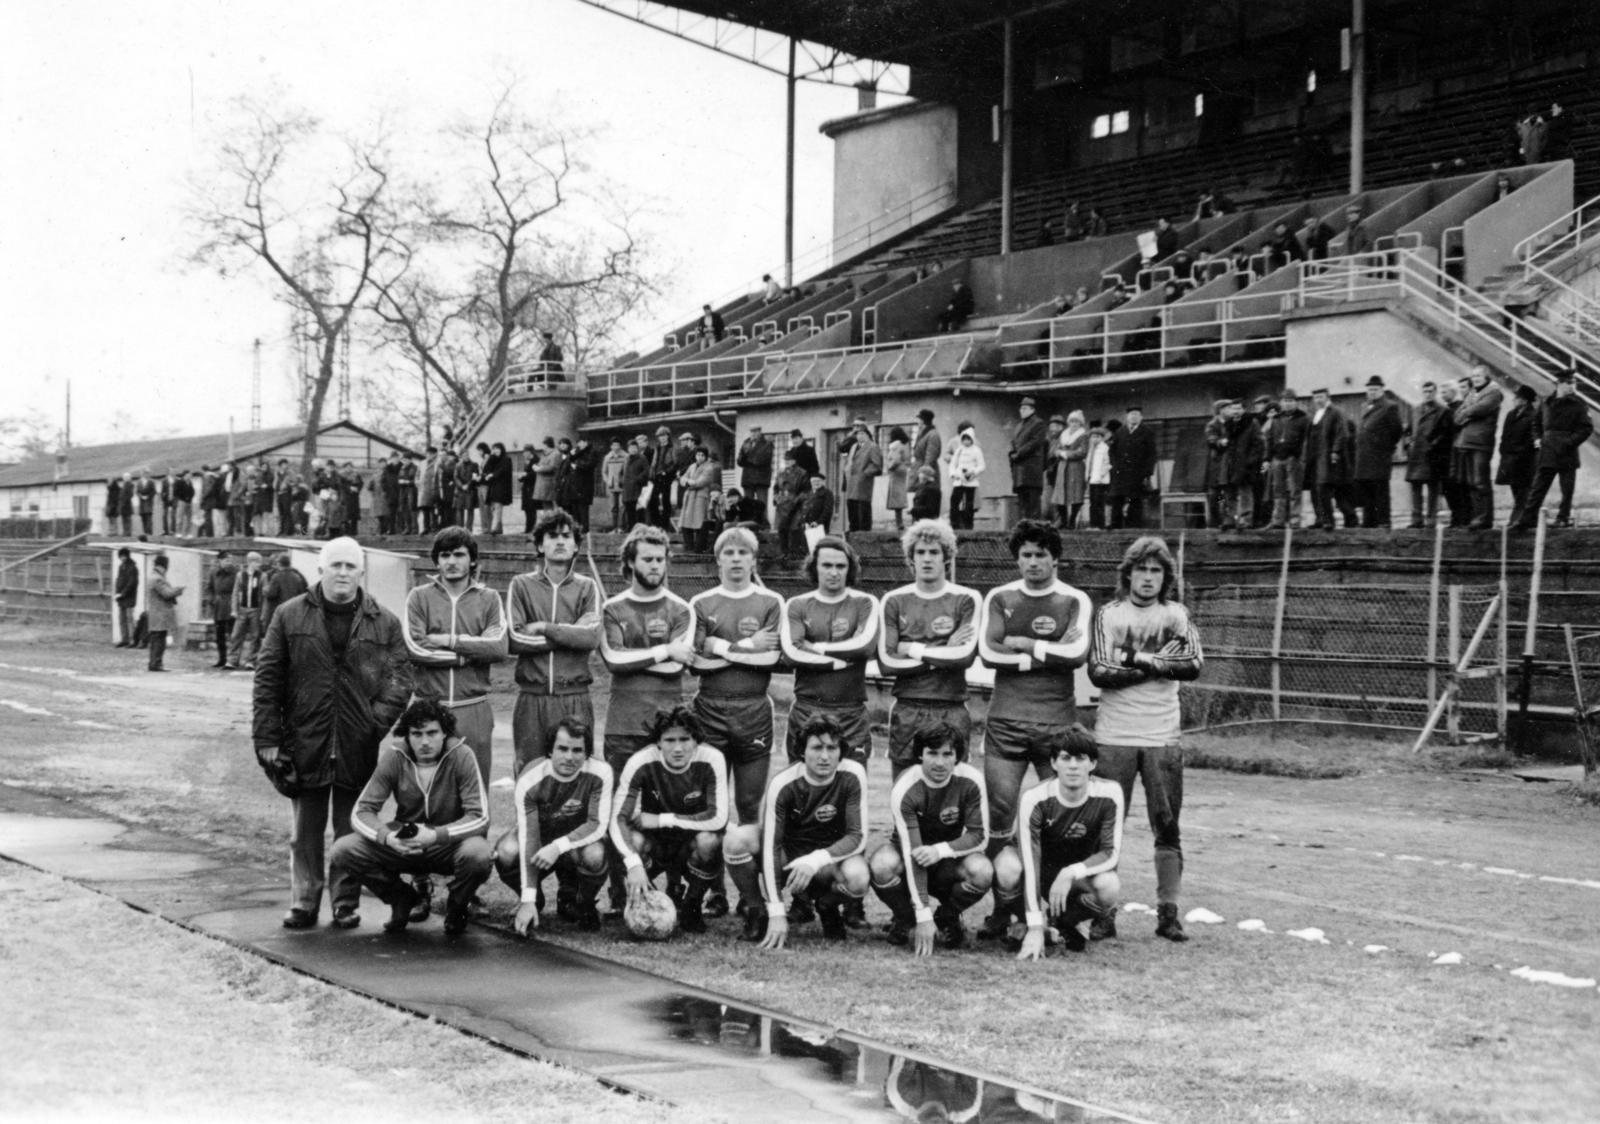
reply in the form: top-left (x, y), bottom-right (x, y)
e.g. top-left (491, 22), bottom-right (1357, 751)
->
top-left (779, 589), bottom-right (880, 706)
top-left (759, 759), bottom-right (868, 918)
top-left (510, 757), bottom-right (613, 903)
top-left (1018, 777), bottom-right (1124, 928)
top-left (877, 583), bottom-right (982, 703)
top-left (889, 763), bottom-right (989, 922)
top-left (978, 579), bottom-right (1093, 724)
top-left (610, 743), bottom-right (730, 870)
top-left (599, 589), bottom-right (693, 737)
top-left (1087, 598), bottom-right (1204, 746)
top-left (690, 585), bottom-right (786, 698)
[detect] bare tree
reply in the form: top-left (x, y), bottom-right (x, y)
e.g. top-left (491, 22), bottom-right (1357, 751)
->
top-left (0, 411), bottom-right (56, 463)
top-left (185, 95), bottom-right (393, 473)
top-left (369, 82), bottom-right (659, 434)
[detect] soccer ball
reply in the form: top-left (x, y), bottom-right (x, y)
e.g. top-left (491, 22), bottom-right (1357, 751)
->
top-left (624, 889), bottom-right (678, 941)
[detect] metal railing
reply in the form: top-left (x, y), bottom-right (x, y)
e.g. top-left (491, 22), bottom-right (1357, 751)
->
top-left (457, 362), bottom-right (582, 443)
top-left (1516, 190), bottom-right (1600, 278)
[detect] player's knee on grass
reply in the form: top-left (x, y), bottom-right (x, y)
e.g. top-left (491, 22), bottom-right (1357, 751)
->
top-left (722, 823), bottom-right (762, 863)
top-left (958, 852), bottom-right (994, 894)
top-left (492, 831), bottom-right (521, 891)
top-left (868, 842), bottom-right (904, 886)
top-left (575, 840), bottom-right (608, 878)
top-left (837, 854), bottom-right (871, 897)
top-left (991, 846), bottom-right (1023, 895)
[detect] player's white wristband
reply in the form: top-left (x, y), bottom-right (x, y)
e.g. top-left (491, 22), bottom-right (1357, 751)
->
top-left (830, 658), bottom-right (849, 671)
top-left (914, 906), bottom-right (935, 925)
top-left (906, 642), bottom-right (927, 662)
top-left (799, 850), bottom-right (833, 872)
top-left (1026, 911), bottom-right (1045, 929)
top-left (712, 638), bottom-right (733, 658)
top-left (932, 843), bottom-right (955, 861)
top-left (622, 854), bottom-right (644, 871)
top-left (521, 888), bottom-right (540, 904)
top-left (767, 901), bottom-right (787, 919)
top-left (1015, 655), bottom-right (1033, 673)
top-left (1033, 640), bottom-right (1049, 663)
top-left (1065, 863), bottom-right (1087, 885)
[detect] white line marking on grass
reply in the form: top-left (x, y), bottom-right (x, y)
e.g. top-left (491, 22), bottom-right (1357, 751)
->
top-left (72, 719), bottom-right (117, 730)
top-left (1509, 966), bottom-right (1598, 989)
top-left (2, 699), bottom-right (55, 716)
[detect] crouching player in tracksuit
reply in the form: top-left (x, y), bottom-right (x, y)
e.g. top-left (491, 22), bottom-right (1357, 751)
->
top-left (1004, 725), bottom-right (1124, 960)
top-left (870, 721), bottom-right (992, 955)
top-left (611, 704), bottom-right (730, 933)
top-left (725, 713), bottom-right (870, 947)
top-left (331, 698), bottom-right (492, 935)
top-left (494, 716), bottom-right (613, 934)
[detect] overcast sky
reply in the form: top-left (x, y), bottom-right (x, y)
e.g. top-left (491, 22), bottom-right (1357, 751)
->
top-left (2, 0), bottom-right (893, 447)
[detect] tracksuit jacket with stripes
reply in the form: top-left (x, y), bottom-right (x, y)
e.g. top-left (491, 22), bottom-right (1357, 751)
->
top-left (403, 577), bottom-right (508, 706)
top-left (351, 738), bottom-right (490, 846)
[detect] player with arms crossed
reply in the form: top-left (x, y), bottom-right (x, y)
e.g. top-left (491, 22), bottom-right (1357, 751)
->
top-left (1008, 725), bottom-right (1124, 960)
top-left (877, 519), bottom-right (982, 780)
top-left (976, 519), bottom-right (1092, 939)
top-left (870, 722), bottom-right (992, 955)
top-left (725, 712), bottom-right (870, 947)
top-left (779, 535), bottom-right (880, 763)
top-left (611, 704), bottom-right (730, 933)
top-left (688, 526), bottom-right (785, 917)
top-left (493, 716), bottom-right (612, 934)
top-left (506, 508), bottom-right (601, 774)
top-left (1087, 536), bottom-right (1203, 943)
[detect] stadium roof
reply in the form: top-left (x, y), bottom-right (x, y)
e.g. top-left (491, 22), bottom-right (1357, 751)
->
top-left (0, 421), bottom-right (414, 489)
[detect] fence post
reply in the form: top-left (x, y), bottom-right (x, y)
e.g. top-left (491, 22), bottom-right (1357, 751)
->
top-left (1519, 509), bottom-right (1548, 715)
top-left (1499, 525), bottom-right (1510, 745)
top-left (1271, 525), bottom-right (1292, 720)
top-left (1427, 520), bottom-right (1443, 710)
top-left (1447, 584), bottom-right (1462, 744)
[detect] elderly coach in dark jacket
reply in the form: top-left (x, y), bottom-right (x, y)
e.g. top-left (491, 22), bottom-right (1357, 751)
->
top-left (1353, 376), bottom-right (1405, 528)
top-left (253, 536), bottom-right (412, 931)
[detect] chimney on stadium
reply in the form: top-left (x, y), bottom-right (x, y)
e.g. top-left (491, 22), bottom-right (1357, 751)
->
top-left (856, 82), bottom-right (877, 111)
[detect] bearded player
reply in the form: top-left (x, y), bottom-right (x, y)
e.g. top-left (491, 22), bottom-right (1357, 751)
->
top-left (688, 526), bottom-right (785, 917)
top-left (611, 704), bottom-right (730, 933)
top-left (869, 722), bottom-right (991, 955)
top-left (493, 716), bottom-right (612, 933)
top-left (1088, 536), bottom-right (1203, 943)
top-left (975, 519), bottom-right (1091, 939)
top-left (724, 712), bottom-right (870, 947)
top-left (877, 519), bottom-right (982, 780)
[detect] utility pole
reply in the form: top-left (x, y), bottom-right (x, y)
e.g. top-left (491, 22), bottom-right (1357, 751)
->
top-left (1000, 16), bottom-right (1015, 255)
top-left (785, 36), bottom-right (797, 287)
top-left (64, 381), bottom-right (71, 449)
top-left (1348, 0), bottom-right (1366, 194)
top-left (251, 337), bottom-right (262, 430)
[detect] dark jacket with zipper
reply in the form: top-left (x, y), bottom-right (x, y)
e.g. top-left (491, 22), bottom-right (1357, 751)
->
top-left (252, 586), bottom-right (413, 792)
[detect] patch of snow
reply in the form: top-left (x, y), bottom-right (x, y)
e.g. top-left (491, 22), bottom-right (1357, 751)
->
top-left (1, 699), bottom-right (54, 717)
top-left (1431, 952), bottom-right (1464, 965)
top-left (1185, 907), bottom-right (1225, 925)
top-left (1482, 866), bottom-right (1518, 876)
top-left (1363, 945), bottom-right (1390, 954)
top-left (1509, 966), bottom-right (1597, 989)
top-left (72, 719), bottom-right (117, 730)
top-left (1237, 919), bottom-right (1272, 932)
top-left (1395, 854), bottom-right (1425, 862)
top-left (1121, 902), bottom-right (1155, 914)
top-left (1287, 928), bottom-right (1330, 944)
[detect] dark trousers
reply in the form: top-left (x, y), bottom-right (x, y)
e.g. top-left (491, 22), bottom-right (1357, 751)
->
top-left (1310, 482), bottom-right (1356, 528)
top-left (744, 486), bottom-right (770, 529)
top-left (213, 619), bottom-right (234, 665)
top-left (290, 786), bottom-right (361, 915)
top-left (1355, 476), bottom-right (1392, 528)
top-left (1515, 465), bottom-right (1578, 527)
top-left (1457, 449), bottom-right (1494, 526)
top-left (1109, 493), bottom-right (1144, 530)
top-left (1088, 484), bottom-right (1107, 528)
top-left (116, 604), bottom-right (135, 646)
top-left (147, 630), bottom-right (167, 670)
top-left (950, 487), bottom-right (977, 529)
top-left (1408, 482), bottom-right (1441, 527)
top-left (648, 480), bottom-right (674, 528)
top-left (846, 498), bottom-right (872, 532)
top-left (1014, 486), bottom-right (1041, 520)
top-left (278, 496), bottom-right (295, 535)
top-left (1502, 457), bottom-right (1537, 527)
top-left (329, 833), bottom-right (492, 914)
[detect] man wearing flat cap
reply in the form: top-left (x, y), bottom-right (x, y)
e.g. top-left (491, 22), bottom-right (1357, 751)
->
top-left (1353, 376), bottom-right (1404, 528)
top-left (842, 416), bottom-right (884, 532)
top-left (1010, 397), bottom-right (1049, 520)
top-left (738, 424), bottom-right (774, 528)
top-left (253, 537), bottom-right (413, 931)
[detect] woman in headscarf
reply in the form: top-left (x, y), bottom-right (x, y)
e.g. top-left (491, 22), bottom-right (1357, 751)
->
top-left (884, 426), bottom-right (912, 530)
top-left (1053, 410), bottom-right (1089, 529)
top-left (945, 423), bottom-right (986, 530)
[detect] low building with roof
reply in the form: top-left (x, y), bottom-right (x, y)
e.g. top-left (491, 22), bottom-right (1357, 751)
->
top-left (0, 421), bottom-right (416, 535)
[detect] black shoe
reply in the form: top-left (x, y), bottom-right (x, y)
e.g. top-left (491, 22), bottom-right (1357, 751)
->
top-left (384, 884), bottom-right (420, 932)
top-left (443, 900), bottom-right (471, 935)
top-left (212, 660), bottom-right (227, 669)
top-left (556, 888), bottom-right (579, 924)
top-left (977, 910), bottom-right (1012, 941)
top-left (148, 667), bottom-right (168, 673)
top-left (739, 907), bottom-right (769, 942)
top-left (467, 894), bottom-right (489, 919)
top-left (817, 901), bottom-right (847, 941)
top-left (703, 892), bottom-right (729, 919)
top-left (934, 907), bottom-right (966, 950)
top-left (886, 916), bottom-right (911, 946)
top-left (1089, 912), bottom-right (1118, 941)
top-left (331, 906), bottom-right (361, 930)
top-left (1155, 903), bottom-right (1190, 943)
top-left (576, 902), bottom-right (602, 932)
top-left (787, 893), bottom-right (816, 926)
top-left (1059, 920), bottom-right (1089, 952)
top-left (680, 899), bottom-right (707, 934)
top-left (281, 907), bottom-right (317, 930)
top-left (1554, 519), bottom-right (1574, 529)
top-left (409, 877), bottom-right (433, 923)
top-left (842, 897), bottom-right (868, 930)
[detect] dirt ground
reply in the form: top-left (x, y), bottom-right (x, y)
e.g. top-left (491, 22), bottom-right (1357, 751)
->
top-left (1, 623), bottom-right (1597, 1124)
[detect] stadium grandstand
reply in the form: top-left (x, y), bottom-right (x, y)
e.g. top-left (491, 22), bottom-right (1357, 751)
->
top-left (467, 0), bottom-right (1600, 528)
